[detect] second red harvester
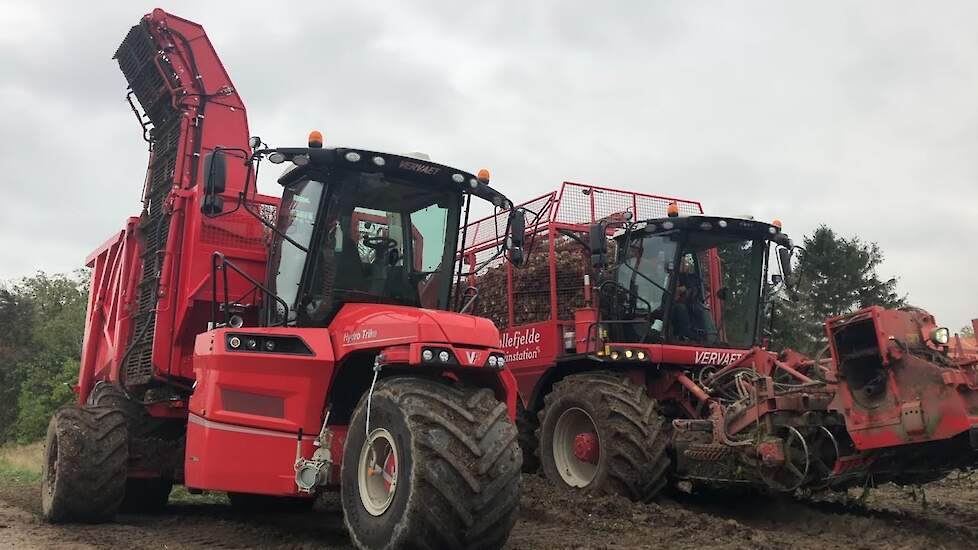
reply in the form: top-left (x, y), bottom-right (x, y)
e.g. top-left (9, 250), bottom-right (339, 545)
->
top-left (463, 181), bottom-right (978, 499)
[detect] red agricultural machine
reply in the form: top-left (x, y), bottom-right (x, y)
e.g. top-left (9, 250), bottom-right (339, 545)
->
top-left (462, 182), bottom-right (978, 499)
top-left (42, 9), bottom-right (525, 549)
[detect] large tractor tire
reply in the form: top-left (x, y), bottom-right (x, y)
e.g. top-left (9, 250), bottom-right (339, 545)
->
top-left (88, 382), bottom-right (173, 513)
top-left (41, 406), bottom-right (128, 523)
top-left (537, 372), bottom-right (670, 501)
top-left (88, 382), bottom-right (163, 438)
top-left (516, 399), bottom-right (540, 473)
top-left (341, 377), bottom-right (521, 550)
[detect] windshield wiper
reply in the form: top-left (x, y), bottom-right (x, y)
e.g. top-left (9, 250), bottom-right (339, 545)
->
top-left (619, 261), bottom-right (669, 295)
top-left (243, 202), bottom-right (309, 253)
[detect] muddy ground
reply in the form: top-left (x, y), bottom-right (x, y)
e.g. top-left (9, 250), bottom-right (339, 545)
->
top-left (1, 473), bottom-right (976, 549)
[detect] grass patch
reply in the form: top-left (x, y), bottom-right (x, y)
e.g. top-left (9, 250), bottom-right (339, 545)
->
top-left (0, 441), bottom-right (43, 483)
top-left (0, 460), bottom-right (40, 483)
top-left (169, 486), bottom-right (229, 506)
top-left (0, 441), bottom-right (233, 505)
top-left (0, 441), bottom-right (43, 474)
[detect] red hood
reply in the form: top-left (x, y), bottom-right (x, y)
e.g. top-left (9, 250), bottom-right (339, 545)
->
top-left (331, 304), bottom-right (502, 351)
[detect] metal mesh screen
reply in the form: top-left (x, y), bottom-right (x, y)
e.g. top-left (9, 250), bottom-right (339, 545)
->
top-left (555, 182), bottom-right (702, 224)
top-left (461, 182), bottom-right (703, 330)
top-left (554, 237), bottom-right (588, 321)
top-left (115, 22), bottom-right (183, 385)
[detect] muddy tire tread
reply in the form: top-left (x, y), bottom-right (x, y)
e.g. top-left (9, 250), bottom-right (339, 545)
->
top-left (343, 377), bottom-right (521, 550)
top-left (537, 371), bottom-right (670, 501)
top-left (516, 400), bottom-right (540, 473)
top-left (43, 406), bottom-right (128, 523)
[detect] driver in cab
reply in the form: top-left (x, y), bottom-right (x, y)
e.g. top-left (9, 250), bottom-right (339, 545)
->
top-left (670, 273), bottom-right (716, 344)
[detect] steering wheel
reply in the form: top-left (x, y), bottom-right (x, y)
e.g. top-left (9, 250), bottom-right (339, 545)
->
top-left (362, 235), bottom-right (398, 251)
top-left (598, 281), bottom-right (652, 320)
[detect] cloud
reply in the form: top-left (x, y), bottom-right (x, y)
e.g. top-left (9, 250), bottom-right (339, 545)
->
top-left (0, 0), bottom-right (975, 330)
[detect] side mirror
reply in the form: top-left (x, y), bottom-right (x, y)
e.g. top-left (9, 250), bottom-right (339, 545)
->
top-left (507, 210), bottom-right (526, 265)
top-left (771, 274), bottom-right (784, 285)
top-left (589, 223), bottom-right (608, 268)
top-left (201, 148), bottom-right (227, 216)
top-left (778, 247), bottom-right (793, 280)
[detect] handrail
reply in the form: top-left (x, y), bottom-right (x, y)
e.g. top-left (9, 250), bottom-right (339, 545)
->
top-left (580, 280), bottom-right (657, 353)
top-left (210, 252), bottom-right (290, 328)
top-left (458, 286), bottom-right (479, 314)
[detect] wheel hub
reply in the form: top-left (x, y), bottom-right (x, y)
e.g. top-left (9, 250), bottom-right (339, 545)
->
top-left (552, 407), bottom-right (600, 487)
top-left (573, 432), bottom-right (600, 464)
top-left (357, 428), bottom-right (399, 516)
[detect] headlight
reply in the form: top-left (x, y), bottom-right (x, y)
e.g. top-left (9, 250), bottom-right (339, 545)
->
top-left (931, 327), bottom-right (950, 345)
top-left (225, 334), bottom-right (312, 355)
top-left (488, 356), bottom-right (499, 368)
top-left (422, 349), bottom-right (434, 361)
top-left (496, 356), bottom-right (505, 368)
top-left (438, 350), bottom-right (451, 363)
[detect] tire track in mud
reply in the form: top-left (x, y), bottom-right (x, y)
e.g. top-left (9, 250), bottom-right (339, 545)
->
top-left (2, 475), bottom-right (977, 549)
top-left (0, 481), bottom-right (351, 549)
top-left (516, 475), bottom-right (978, 550)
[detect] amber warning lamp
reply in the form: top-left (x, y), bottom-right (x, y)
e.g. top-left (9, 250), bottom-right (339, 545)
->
top-left (666, 202), bottom-right (679, 217)
top-left (477, 168), bottom-right (491, 184)
top-left (772, 219), bottom-right (783, 229)
top-left (308, 130), bottom-right (323, 148)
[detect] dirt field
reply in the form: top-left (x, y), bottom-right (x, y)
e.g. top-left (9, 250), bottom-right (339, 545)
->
top-left (1, 470), bottom-right (977, 550)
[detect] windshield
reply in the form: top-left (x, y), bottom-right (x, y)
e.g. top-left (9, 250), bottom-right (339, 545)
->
top-left (718, 239), bottom-right (766, 347)
top-left (268, 171), bottom-right (461, 325)
top-left (674, 236), bottom-right (764, 348)
top-left (610, 230), bottom-right (766, 348)
top-left (267, 179), bottom-right (323, 316)
top-left (617, 233), bottom-right (676, 315)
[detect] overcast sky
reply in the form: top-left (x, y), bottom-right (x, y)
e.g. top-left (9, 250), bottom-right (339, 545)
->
top-left (1, 1), bottom-right (975, 331)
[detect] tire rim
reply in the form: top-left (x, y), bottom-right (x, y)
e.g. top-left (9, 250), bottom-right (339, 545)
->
top-left (44, 436), bottom-right (58, 496)
top-left (357, 428), bottom-right (399, 516)
top-left (552, 407), bottom-right (599, 488)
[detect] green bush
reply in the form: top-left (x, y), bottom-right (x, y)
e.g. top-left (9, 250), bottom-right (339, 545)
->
top-left (0, 271), bottom-right (88, 443)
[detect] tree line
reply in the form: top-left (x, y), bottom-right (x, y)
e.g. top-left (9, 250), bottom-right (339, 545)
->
top-left (0, 271), bottom-right (88, 443)
top-left (769, 225), bottom-right (906, 355)
top-left (0, 225), bottom-right (942, 443)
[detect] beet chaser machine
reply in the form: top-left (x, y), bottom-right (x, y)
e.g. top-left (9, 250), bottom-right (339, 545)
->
top-left (42, 10), bottom-right (526, 550)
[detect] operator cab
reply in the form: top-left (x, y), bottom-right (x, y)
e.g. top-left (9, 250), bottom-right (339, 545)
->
top-left (261, 146), bottom-right (519, 327)
top-left (602, 215), bottom-right (792, 349)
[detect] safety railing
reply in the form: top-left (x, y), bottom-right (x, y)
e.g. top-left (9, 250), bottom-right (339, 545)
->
top-left (210, 252), bottom-right (290, 328)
